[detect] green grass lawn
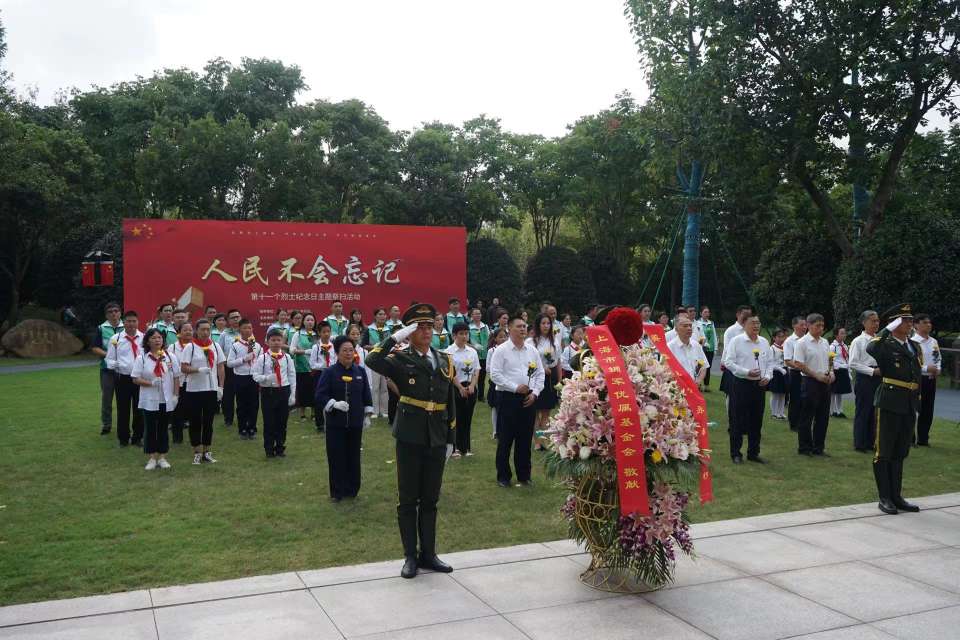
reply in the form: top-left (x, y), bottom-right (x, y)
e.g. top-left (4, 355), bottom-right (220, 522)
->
top-left (0, 353), bottom-right (98, 368)
top-left (1, 368), bottom-right (958, 606)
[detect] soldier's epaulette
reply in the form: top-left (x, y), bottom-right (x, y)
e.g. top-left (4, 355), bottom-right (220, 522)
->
top-left (870, 337), bottom-right (881, 342)
top-left (386, 353), bottom-right (396, 359)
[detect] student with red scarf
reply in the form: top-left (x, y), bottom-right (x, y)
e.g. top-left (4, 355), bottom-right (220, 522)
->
top-left (309, 321), bottom-right (335, 433)
top-left (132, 328), bottom-right (180, 470)
top-left (180, 319), bottom-right (226, 464)
top-left (226, 318), bottom-right (263, 440)
top-left (252, 328), bottom-right (297, 458)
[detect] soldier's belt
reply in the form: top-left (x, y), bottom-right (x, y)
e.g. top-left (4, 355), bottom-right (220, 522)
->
top-left (399, 396), bottom-right (447, 412)
top-left (882, 377), bottom-right (918, 391)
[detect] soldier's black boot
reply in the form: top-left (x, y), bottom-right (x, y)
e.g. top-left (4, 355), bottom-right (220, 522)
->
top-left (398, 507), bottom-right (419, 578)
top-left (401, 556), bottom-right (418, 579)
top-left (891, 459), bottom-right (920, 512)
top-left (417, 511), bottom-right (453, 573)
top-left (874, 461), bottom-right (898, 515)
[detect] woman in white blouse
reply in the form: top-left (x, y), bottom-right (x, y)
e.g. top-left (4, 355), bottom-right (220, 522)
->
top-left (526, 313), bottom-right (559, 451)
top-left (132, 328), bottom-right (181, 470)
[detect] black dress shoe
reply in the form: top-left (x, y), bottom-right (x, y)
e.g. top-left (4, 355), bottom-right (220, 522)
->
top-left (497, 480), bottom-right (511, 488)
top-left (401, 556), bottom-right (418, 579)
top-left (131, 439), bottom-right (142, 447)
top-left (265, 451), bottom-right (276, 458)
top-left (276, 449), bottom-right (286, 458)
top-left (418, 554), bottom-right (453, 573)
top-left (747, 456), bottom-right (767, 464)
top-left (517, 479), bottom-right (533, 487)
top-left (893, 497), bottom-right (920, 512)
top-left (878, 499), bottom-right (899, 515)
top-left (100, 427), bottom-right (111, 435)
top-left (732, 456), bottom-right (744, 464)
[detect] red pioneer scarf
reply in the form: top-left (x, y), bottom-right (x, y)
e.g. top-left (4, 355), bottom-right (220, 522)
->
top-left (242, 336), bottom-right (257, 353)
top-left (193, 338), bottom-right (216, 367)
top-left (320, 343), bottom-right (332, 366)
top-left (270, 351), bottom-right (284, 385)
top-left (125, 333), bottom-right (140, 358)
top-left (149, 351), bottom-right (165, 378)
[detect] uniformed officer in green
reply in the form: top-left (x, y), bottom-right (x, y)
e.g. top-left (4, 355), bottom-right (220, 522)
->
top-left (365, 303), bottom-right (457, 579)
top-left (867, 303), bottom-right (923, 515)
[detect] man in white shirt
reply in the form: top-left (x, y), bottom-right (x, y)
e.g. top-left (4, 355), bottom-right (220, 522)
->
top-left (721, 315), bottom-right (772, 463)
top-left (487, 314), bottom-right (546, 487)
top-left (793, 313), bottom-right (834, 456)
top-left (667, 317), bottom-right (708, 388)
top-left (226, 318), bottom-right (263, 440)
top-left (105, 310), bottom-right (145, 447)
top-left (719, 304), bottom-right (752, 428)
top-left (849, 310), bottom-right (881, 451)
top-left (911, 313), bottom-right (941, 446)
top-left (783, 315), bottom-right (808, 433)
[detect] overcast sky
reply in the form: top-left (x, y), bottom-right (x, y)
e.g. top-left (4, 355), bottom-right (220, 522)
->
top-left (1, 0), bottom-right (648, 137)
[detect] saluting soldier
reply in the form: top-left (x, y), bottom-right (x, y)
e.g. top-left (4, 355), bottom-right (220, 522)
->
top-left (365, 303), bottom-right (457, 579)
top-left (867, 303), bottom-right (923, 515)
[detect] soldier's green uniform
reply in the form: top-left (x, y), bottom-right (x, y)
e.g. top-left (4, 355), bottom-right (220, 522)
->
top-left (867, 303), bottom-right (923, 515)
top-left (365, 303), bottom-right (457, 578)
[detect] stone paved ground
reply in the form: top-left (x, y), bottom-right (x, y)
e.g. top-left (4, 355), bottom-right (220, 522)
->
top-left (2, 493), bottom-right (959, 639)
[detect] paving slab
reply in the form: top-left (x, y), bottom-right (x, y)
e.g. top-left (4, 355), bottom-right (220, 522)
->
top-left (352, 615), bottom-right (527, 640)
top-left (451, 556), bottom-right (617, 614)
top-left (775, 519), bottom-right (942, 560)
top-left (298, 560), bottom-right (400, 588)
top-left (434, 542), bottom-right (562, 570)
top-left (872, 604), bottom-right (960, 640)
top-left (910, 492), bottom-right (960, 509)
top-left (0, 610), bottom-right (157, 640)
top-left (539, 538), bottom-right (585, 555)
top-left (310, 572), bottom-right (493, 637)
top-left (866, 547), bottom-right (960, 594)
top-left (787, 625), bottom-right (898, 639)
top-left (734, 507), bottom-right (842, 530)
top-left (865, 509), bottom-right (960, 546)
top-left (150, 571), bottom-right (304, 607)
top-left (644, 576), bottom-right (856, 640)
top-left (694, 530), bottom-right (849, 575)
top-left (153, 590), bottom-right (340, 640)
top-left (506, 594), bottom-right (713, 640)
top-left (0, 590), bottom-right (151, 627)
top-left (689, 518), bottom-right (759, 538)
top-left (764, 561), bottom-right (959, 622)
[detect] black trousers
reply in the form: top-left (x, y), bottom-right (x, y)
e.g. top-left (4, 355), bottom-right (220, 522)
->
top-left (853, 374), bottom-right (880, 449)
top-left (261, 386), bottom-right (290, 454)
top-left (396, 440), bottom-right (447, 557)
top-left (476, 360), bottom-right (487, 403)
top-left (730, 377), bottom-right (764, 458)
top-left (326, 426), bottom-right (363, 498)
top-left (143, 406), bottom-right (170, 454)
top-left (703, 350), bottom-right (714, 387)
top-left (99, 368), bottom-right (117, 430)
top-left (234, 374), bottom-right (260, 436)
top-left (787, 369), bottom-right (803, 431)
top-left (187, 390), bottom-right (217, 447)
top-left (916, 376), bottom-right (937, 445)
top-left (222, 367), bottom-right (236, 425)
top-left (454, 382), bottom-right (476, 453)
top-left (495, 391), bottom-right (536, 483)
top-left (798, 377), bottom-right (830, 454)
top-left (116, 374), bottom-right (143, 445)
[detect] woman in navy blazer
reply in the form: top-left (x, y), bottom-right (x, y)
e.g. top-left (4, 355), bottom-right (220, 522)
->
top-left (315, 335), bottom-right (374, 501)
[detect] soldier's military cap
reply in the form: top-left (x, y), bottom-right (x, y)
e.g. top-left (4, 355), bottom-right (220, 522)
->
top-left (881, 302), bottom-right (913, 323)
top-left (402, 302), bottom-right (437, 325)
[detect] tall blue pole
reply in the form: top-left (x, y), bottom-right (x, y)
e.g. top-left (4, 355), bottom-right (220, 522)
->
top-left (681, 159), bottom-right (704, 309)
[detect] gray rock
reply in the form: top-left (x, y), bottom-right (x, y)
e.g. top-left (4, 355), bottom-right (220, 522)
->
top-left (1, 319), bottom-right (84, 358)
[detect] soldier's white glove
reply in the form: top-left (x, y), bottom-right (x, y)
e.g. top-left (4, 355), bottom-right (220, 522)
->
top-left (393, 323), bottom-right (419, 343)
top-left (196, 366), bottom-right (211, 374)
top-left (216, 387), bottom-right (224, 401)
top-left (446, 444), bottom-right (454, 460)
top-left (885, 317), bottom-right (902, 332)
top-left (333, 400), bottom-right (349, 412)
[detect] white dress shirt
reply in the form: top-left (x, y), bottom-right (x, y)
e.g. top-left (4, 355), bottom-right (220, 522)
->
top-left (722, 322), bottom-right (744, 351)
top-left (830, 340), bottom-right (850, 369)
top-left (132, 351), bottom-right (181, 411)
top-left (105, 330), bottom-right (144, 376)
top-left (665, 329), bottom-right (678, 343)
top-left (227, 339), bottom-right (263, 375)
top-left (667, 337), bottom-right (708, 380)
top-left (180, 341), bottom-right (226, 392)
top-left (794, 334), bottom-right (832, 378)
top-left (911, 334), bottom-right (941, 377)
top-left (488, 339), bottom-right (546, 396)
top-left (722, 333), bottom-right (773, 380)
top-left (783, 332), bottom-right (802, 366)
top-left (849, 332), bottom-right (878, 376)
top-left (252, 351), bottom-right (298, 394)
top-left (561, 342), bottom-right (585, 373)
top-left (309, 341), bottom-right (336, 371)
top-left (444, 344), bottom-right (480, 384)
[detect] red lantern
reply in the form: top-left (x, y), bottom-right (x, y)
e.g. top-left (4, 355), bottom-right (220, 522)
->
top-left (81, 251), bottom-right (114, 287)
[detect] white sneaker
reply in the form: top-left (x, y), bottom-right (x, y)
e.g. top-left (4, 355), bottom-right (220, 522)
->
top-left (145, 459), bottom-right (157, 471)
top-left (157, 458), bottom-right (171, 469)
top-left (203, 451), bottom-right (217, 464)
top-left (192, 453), bottom-right (203, 465)
top-left (465, 451), bottom-right (474, 457)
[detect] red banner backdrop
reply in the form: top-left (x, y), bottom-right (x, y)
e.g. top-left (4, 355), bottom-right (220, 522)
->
top-left (122, 219), bottom-right (466, 330)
